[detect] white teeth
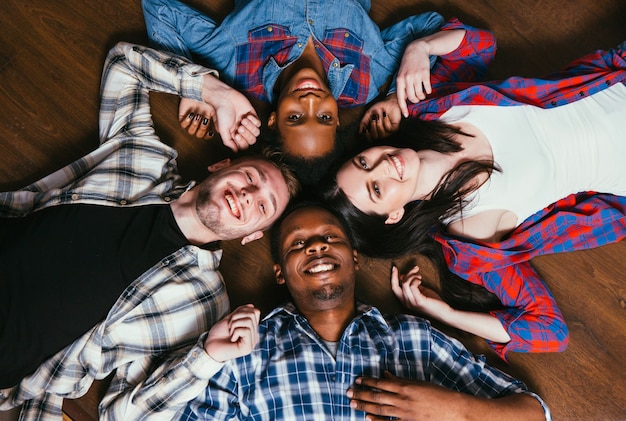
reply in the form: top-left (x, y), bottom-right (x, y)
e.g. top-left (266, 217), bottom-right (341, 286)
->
top-left (390, 155), bottom-right (403, 179)
top-left (307, 263), bottom-right (334, 274)
top-left (298, 83), bottom-right (318, 90)
top-left (225, 194), bottom-right (240, 218)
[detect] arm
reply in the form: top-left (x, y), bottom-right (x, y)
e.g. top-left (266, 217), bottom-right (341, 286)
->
top-left (100, 305), bottom-right (260, 421)
top-left (391, 265), bottom-right (511, 343)
top-left (348, 371), bottom-right (547, 421)
top-left (433, 233), bottom-right (569, 358)
top-left (99, 42), bottom-right (260, 152)
top-left (395, 29), bottom-right (466, 117)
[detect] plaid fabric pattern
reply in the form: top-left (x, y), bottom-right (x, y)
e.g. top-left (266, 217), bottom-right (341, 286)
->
top-left (0, 43), bottom-right (230, 420)
top-left (182, 303), bottom-right (550, 420)
top-left (418, 38), bottom-right (626, 358)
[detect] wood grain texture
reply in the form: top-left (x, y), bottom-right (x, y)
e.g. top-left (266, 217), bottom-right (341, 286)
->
top-left (0, 1), bottom-right (624, 420)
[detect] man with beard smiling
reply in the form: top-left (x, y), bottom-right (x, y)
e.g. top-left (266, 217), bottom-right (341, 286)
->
top-left (119, 202), bottom-right (549, 420)
top-left (0, 42), bottom-right (298, 420)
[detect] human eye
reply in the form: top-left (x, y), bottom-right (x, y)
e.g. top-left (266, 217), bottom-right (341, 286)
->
top-left (288, 113), bottom-right (302, 122)
top-left (318, 113), bottom-right (332, 122)
top-left (372, 182), bottom-right (381, 197)
top-left (358, 156), bottom-right (369, 170)
top-left (260, 203), bottom-right (266, 215)
top-left (245, 171), bottom-right (253, 184)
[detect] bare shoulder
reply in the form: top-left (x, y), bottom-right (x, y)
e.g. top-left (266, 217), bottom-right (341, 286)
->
top-left (446, 209), bottom-right (518, 243)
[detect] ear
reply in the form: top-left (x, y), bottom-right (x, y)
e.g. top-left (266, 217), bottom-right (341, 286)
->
top-left (273, 263), bottom-right (285, 285)
top-left (267, 112), bottom-right (277, 130)
top-left (384, 207), bottom-right (405, 225)
top-left (241, 230), bottom-right (264, 246)
top-left (207, 158), bottom-right (231, 173)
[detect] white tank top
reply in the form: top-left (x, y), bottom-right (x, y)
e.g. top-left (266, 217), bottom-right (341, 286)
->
top-left (440, 82), bottom-right (626, 227)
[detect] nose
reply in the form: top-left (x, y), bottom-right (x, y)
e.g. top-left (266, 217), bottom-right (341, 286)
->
top-left (306, 237), bottom-right (329, 254)
top-left (240, 186), bottom-right (258, 207)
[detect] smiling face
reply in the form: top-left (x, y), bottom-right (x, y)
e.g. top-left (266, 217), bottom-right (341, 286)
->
top-left (274, 206), bottom-right (357, 311)
top-left (269, 68), bottom-right (339, 159)
top-left (195, 158), bottom-right (290, 242)
top-left (335, 146), bottom-right (421, 221)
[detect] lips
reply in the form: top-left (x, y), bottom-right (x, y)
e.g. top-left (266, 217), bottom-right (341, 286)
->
top-left (388, 154), bottom-right (404, 180)
top-left (303, 257), bottom-right (338, 275)
top-left (224, 191), bottom-right (241, 219)
top-left (294, 78), bottom-right (322, 92)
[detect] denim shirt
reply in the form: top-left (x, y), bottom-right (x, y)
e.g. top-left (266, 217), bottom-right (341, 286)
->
top-left (143, 0), bottom-right (444, 105)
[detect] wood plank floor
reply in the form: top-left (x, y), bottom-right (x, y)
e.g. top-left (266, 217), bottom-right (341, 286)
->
top-left (0, 1), bottom-right (624, 420)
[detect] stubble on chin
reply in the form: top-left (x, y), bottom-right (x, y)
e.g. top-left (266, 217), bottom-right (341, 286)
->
top-left (312, 284), bottom-right (344, 301)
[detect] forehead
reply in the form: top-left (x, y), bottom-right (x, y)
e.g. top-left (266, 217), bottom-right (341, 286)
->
top-left (280, 207), bottom-right (345, 238)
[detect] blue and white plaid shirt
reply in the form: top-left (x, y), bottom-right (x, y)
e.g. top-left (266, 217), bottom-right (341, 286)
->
top-left (182, 302), bottom-right (551, 420)
top-left (0, 43), bottom-right (230, 420)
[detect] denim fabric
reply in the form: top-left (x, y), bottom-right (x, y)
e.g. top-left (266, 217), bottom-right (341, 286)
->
top-left (142, 0), bottom-right (443, 105)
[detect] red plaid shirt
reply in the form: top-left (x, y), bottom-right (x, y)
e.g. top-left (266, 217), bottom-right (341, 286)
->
top-left (414, 36), bottom-right (626, 358)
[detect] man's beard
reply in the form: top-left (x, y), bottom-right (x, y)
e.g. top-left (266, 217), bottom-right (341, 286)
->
top-left (311, 284), bottom-right (344, 301)
top-left (194, 179), bottom-right (247, 241)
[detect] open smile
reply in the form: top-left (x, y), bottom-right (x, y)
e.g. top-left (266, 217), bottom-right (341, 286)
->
top-left (304, 257), bottom-right (338, 275)
top-left (225, 190), bottom-right (241, 219)
top-left (293, 78), bottom-right (323, 93)
top-left (388, 154), bottom-right (404, 180)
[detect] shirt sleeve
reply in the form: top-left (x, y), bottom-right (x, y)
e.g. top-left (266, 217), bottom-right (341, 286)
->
top-left (181, 361), bottom-right (241, 420)
top-left (99, 334), bottom-right (225, 421)
top-left (427, 326), bottom-right (552, 420)
top-left (98, 42), bottom-right (218, 146)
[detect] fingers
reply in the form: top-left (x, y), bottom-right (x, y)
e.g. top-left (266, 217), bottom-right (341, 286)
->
top-left (347, 378), bottom-right (404, 419)
top-left (180, 113), bottom-right (216, 139)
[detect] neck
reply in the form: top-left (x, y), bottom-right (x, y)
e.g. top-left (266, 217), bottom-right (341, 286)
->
top-left (300, 301), bottom-right (356, 342)
top-left (169, 190), bottom-right (220, 246)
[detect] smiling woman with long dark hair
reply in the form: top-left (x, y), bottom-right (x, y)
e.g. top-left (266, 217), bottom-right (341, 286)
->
top-left (324, 36), bottom-right (626, 359)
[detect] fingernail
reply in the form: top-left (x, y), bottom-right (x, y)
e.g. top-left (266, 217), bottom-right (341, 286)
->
top-left (188, 112), bottom-right (194, 119)
top-left (372, 114), bottom-right (379, 121)
top-left (382, 111), bottom-right (387, 117)
top-left (203, 118), bottom-right (209, 125)
top-left (346, 389), bottom-right (353, 398)
top-left (208, 131), bottom-right (214, 136)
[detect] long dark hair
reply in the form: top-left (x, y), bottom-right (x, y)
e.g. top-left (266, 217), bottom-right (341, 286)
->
top-left (323, 118), bottom-right (503, 311)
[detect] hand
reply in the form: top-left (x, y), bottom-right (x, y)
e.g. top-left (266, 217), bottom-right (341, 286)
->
top-left (359, 94), bottom-right (402, 141)
top-left (390, 265), bottom-right (448, 317)
top-left (179, 97), bottom-right (217, 140)
top-left (204, 304), bottom-right (261, 362)
top-left (200, 74), bottom-right (262, 152)
top-left (347, 371), bottom-right (468, 420)
top-left (396, 39), bottom-right (433, 117)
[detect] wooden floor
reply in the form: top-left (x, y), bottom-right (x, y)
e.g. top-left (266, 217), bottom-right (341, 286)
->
top-left (1, 0), bottom-right (625, 420)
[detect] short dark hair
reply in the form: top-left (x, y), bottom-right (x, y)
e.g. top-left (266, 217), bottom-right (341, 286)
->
top-left (269, 199), bottom-right (352, 264)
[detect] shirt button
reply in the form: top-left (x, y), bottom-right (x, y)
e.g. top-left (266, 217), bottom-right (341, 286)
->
top-left (606, 80), bottom-right (612, 86)
top-left (119, 199), bottom-right (127, 205)
top-left (578, 91), bottom-right (585, 97)
top-left (298, 43), bottom-right (303, 48)
top-left (192, 351), bottom-right (198, 358)
top-left (550, 101), bottom-right (557, 107)
top-left (333, 62), bottom-right (338, 67)
top-left (308, 19), bottom-right (313, 24)
top-left (71, 193), bottom-right (79, 201)
top-left (344, 32), bottom-right (349, 38)
top-left (331, 376), bottom-right (336, 381)
top-left (163, 196), bottom-right (171, 202)
top-left (267, 26), bottom-right (273, 32)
